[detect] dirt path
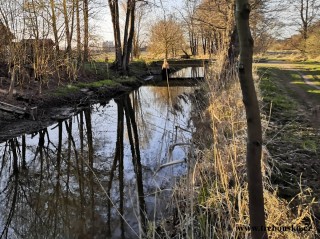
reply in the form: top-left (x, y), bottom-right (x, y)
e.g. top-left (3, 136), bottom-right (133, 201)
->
top-left (256, 61), bottom-right (320, 127)
top-left (292, 69), bottom-right (320, 127)
top-left (286, 68), bottom-right (320, 127)
top-left (296, 70), bottom-right (320, 90)
top-left (257, 61), bottom-right (320, 231)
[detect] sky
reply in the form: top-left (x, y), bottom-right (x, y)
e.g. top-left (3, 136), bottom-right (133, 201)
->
top-left (90, 0), bottom-right (306, 42)
top-left (90, 0), bottom-right (185, 42)
top-left (89, 2), bottom-right (113, 42)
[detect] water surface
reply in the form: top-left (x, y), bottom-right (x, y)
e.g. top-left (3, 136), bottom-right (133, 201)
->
top-left (170, 66), bottom-right (205, 79)
top-left (0, 85), bottom-right (197, 238)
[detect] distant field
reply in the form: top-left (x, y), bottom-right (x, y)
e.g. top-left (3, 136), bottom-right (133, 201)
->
top-left (255, 50), bottom-right (320, 63)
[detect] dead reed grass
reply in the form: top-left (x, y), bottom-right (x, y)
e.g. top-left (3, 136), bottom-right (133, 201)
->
top-left (160, 57), bottom-right (318, 238)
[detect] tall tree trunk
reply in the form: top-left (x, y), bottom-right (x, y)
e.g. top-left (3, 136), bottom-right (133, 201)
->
top-left (133, 8), bottom-right (143, 59)
top-left (236, 1), bottom-right (268, 239)
top-left (69, 0), bottom-right (76, 51)
top-left (50, 0), bottom-right (59, 52)
top-left (63, 0), bottom-right (71, 55)
top-left (8, 65), bottom-right (16, 98)
top-left (76, 0), bottom-right (81, 61)
top-left (108, 0), bottom-right (136, 74)
top-left (300, 0), bottom-right (309, 55)
top-left (108, 0), bottom-right (122, 69)
top-left (122, 0), bottom-right (136, 73)
top-left (133, 32), bottom-right (139, 58)
top-left (83, 0), bottom-right (89, 62)
top-left (31, 0), bottom-right (40, 39)
top-left (201, 33), bottom-right (207, 55)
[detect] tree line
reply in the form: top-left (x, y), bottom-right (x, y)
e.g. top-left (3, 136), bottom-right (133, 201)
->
top-left (0, 0), bottom-right (93, 96)
top-left (0, 0), bottom-right (90, 61)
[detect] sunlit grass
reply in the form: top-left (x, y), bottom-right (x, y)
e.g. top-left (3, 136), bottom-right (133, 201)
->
top-left (256, 63), bottom-right (320, 103)
top-left (76, 79), bottom-right (118, 88)
top-left (291, 81), bottom-right (305, 84)
top-left (53, 79), bottom-right (120, 96)
top-left (258, 68), bottom-right (297, 112)
top-left (308, 89), bottom-right (320, 94)
top-left (54, 84), bottom-right (80, 96)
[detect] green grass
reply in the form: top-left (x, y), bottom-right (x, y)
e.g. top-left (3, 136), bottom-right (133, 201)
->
top-left (54, 84), bottom-right (80, 96)
top-left (83, 62), bottom-right (110, 77)
top-left (54, 79), bottom-right (121, 96)
top-left (76, 79), bottom-right (118, 88)
top-left (256, 63), bottom-right (320, 103)
top-left (293, 64), bottom-right (320, 85)
top-left (91, 52), bottom-right (115, 62)
top-left (288, 69), bottom-right (320, 101)
top-left (258, 66), bottom-right (319, 152)
top-left (308, 89), bottom-right (320, 94)
top-left (50, 57), bottom-right (146, 98)
top-left (259, 67), bottom-right (319, 122)
top-left (128, 60), bottom-right (148, 76)
top-left (258, 68), bottom-right (297, 112)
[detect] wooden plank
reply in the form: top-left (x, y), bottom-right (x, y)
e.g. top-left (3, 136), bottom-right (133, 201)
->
top-left (0, 101), bottom-right (38, 120)
top-left (0, 101), bottom-right (26, 111)
top-left (0, 106), bottom-right (25, 115)
top-left (0, 101), bottom-right (27, 116)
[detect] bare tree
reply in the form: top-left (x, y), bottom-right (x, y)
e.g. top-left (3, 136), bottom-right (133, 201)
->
top-left (250, 0), bottom-right (278, 53)
top-left (50, 0), bottom-right (59, 52)
top-left (76, 0), bottom-right (81, 61)
top-left (297, 0), bottom-right (320, 53)
top-left (296, 0), bottom-right (320, 41)
top-left (236, 1), bottom-right (267, 238)
top-left (108, 0), bottom-right (136, 73)
top-left (179, 0), bottom-right (201, 56)
top-left (147, 16), bottom-right (186, 58)
top-left (122, 0), bottom-right (136, 71)
top-left (132, 2), bottom-right (149, 59)
top-left (281, 0), bottom-right (320, 53)
top-left (83, 0), bottom-right (89, 62)
top-left (62, 0), bottom-right (76, 55)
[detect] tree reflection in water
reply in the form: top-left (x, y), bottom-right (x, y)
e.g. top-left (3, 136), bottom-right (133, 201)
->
top-left (0, 86), bottom-right (195, 239)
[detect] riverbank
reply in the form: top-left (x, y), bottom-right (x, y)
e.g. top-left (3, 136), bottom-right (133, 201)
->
top-left (0, 59), bottom-right (208, 111)
top-left (0, 59), bottom-right (207, 142)
top-left (0, 61), bottom-right (146, 142)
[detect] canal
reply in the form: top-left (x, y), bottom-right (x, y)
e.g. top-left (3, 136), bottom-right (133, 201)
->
top-left (0, 81), bottom-right (202, 238)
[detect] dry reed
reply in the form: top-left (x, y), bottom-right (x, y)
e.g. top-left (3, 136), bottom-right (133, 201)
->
top-left (158, 55), bottom-right (318, 239)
